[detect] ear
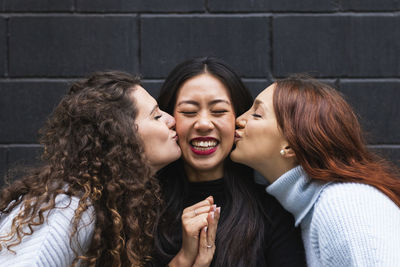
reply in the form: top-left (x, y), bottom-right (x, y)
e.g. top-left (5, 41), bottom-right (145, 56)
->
top-left (283, 145), bottom-right (296, 158)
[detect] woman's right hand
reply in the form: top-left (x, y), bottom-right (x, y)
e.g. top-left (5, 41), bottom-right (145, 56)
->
top-left (168, 196), bottom-right (214, 267)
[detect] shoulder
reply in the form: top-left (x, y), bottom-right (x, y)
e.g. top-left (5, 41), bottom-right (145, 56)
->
top-left (0, 194), bottom-right (95, 266)
top-left (253, 183), bottom-right (296, 225)
top-left (313, 182), bottom-right (400, 223)
top-left (309, 183), bottom-right (400, 265)
top-left (52, 194), bottom-right (95, 225)
top-left (310, 183), bottom-right (400, 248)
top-left (50, 194), bottom-right (96, 250)
top-left (315, 182), bottom-right (398, 214)
top-left (253, 183), bottom-right (285, 208)
top-left (253, 184), bottom-right (306, 265)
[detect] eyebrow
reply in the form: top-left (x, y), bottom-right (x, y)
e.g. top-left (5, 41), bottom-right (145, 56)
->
top-left (150, 104), bottom-right (158, 115)
top-left (176, 99), bottom-right (231, 107)
top-left (254, 99), bottom-right (269, 113)
top-left (176, 100), bottom-right (199, 107)
top-left (209, 99), bottom-right (231, 106)
top-left (254, 99), bottom-right (264, 107)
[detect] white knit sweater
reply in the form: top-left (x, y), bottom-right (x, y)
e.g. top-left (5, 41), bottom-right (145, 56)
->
top-left (0, 194), bottom-right (95, 267)
top-left (266, 166), bottom-right (400, 267)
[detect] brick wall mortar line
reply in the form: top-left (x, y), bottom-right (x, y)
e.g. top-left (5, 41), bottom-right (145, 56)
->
top-left (1, 78), bottom-right (400, 82)
top-left (0, 12), bottom-right (399, 17)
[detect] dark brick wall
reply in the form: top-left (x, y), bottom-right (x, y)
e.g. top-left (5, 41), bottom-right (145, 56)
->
top-left (1, 1), bottom-right (399, 183)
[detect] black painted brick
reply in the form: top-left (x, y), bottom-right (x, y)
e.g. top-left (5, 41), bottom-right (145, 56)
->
top-left (243, 79), bottom-right (271, 98)
top-left (244, 79), bottom-right (334, 99)
top-left (370, 147), bottom-right (400, 168)
top-left (141, 16), bottom-right (270, 78)
top-left (0, 19), bottom-right (5, 77)
top-left (273, 16), bottom-right (400, 78)
top-left (6, 146), bottom-right (43, 183)
top-left (141, 80), bottom-right (164, 98)
top-left (338, 81), bottom-right (400, 144)
top-left (0, 81), bottom-right (69, 143)
top-left (9, 16), bottom-right (138, 77)
top-left (208, 0), bottom-right (338, 12)
top-left (77, 0), bottom-right (204, 12)
top-left (8, 146), bottom-right (43, 167)
top-left (2, 0), bottom-right (74, 12)
top-left (340, 0), bottom-right (400, 11)
top-left (0, 147), bottom-right (7, 185)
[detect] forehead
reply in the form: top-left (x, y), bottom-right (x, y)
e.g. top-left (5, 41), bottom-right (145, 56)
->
top-left (131, 86), bottom-right (156, 115)
top-left (256, 83), bottom-right (275, 104)
top-left (176, 73), bottom-right (231, 101)
top-left (132, 86), bottom-right (155, 103)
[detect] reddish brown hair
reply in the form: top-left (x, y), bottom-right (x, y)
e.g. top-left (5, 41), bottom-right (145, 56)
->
top-left (273, 74), bottom-right (400, 207)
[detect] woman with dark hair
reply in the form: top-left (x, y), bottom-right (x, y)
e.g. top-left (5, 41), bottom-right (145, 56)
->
top-left (154, 57), bottom-right (305, 267)
top-left (0, 71), bottom-right (188, 266)
top-left (231, 75), bottom-right (400, 266)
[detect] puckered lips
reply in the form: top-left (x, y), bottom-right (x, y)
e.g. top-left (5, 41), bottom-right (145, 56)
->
top-left (234, 130), bottom-right (242, 143)
top-left (190, 136), bottom-right (219, 155)
top-left (172, 133), bottom-right (178, 141)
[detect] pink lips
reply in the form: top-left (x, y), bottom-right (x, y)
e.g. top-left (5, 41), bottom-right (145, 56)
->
top-left (190, 137), bottom-right (218, 155)
top-left (234, 130), bottom-right (241, 143)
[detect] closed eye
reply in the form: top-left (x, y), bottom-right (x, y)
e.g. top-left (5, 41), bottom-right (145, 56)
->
top-left (252, 113), bottom-right (262, 118)
top-left (212, 110), bottom-right (228, 114)
top-left (179, 111), bottom-right (196, 115)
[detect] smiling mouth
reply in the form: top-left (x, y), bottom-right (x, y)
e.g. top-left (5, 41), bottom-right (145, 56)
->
top-left (190, 138), bottom-right (219, 155)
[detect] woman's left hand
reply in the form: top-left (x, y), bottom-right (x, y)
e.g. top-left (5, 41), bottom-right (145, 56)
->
top-left (192, 206), bottom-right (221, 267)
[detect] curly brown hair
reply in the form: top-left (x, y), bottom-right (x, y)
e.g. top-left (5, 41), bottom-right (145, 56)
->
top-left (0, 71), bottom-right (162, 266)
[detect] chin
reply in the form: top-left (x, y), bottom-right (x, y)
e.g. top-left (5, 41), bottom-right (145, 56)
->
top-left (169, 153), bottom-right (181, 164)
top-left (230, 150), bottom-right (242, 163)
top-left (171, 146), bottom-right (182, 157)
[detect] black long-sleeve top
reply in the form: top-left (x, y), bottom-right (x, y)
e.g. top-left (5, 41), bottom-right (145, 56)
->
top-left (156, 177), bottom-right (306, 267)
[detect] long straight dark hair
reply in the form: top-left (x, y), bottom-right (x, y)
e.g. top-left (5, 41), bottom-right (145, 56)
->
top-left (274, 75), bottom-right (400, 207)
top-left (154, 57), bottom-right (269, 266)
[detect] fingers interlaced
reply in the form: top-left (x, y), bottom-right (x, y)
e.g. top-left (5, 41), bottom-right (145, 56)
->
top-left (182, 196), bottom-right (214, 219)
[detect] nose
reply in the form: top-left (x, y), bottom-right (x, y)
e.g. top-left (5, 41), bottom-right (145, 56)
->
top-left (163, 112), bottom-right (176, 129)
top-left (194, 112), bottom-right (214, 131)
top-left (236, 114), bottom-right (247, 129)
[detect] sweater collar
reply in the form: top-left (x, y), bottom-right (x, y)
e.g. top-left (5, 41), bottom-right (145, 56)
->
top-left (266, 166), bottom-right (329, 226)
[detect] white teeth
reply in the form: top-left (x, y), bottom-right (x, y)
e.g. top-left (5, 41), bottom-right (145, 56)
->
top-left (191, 140), bottom-right (217, 148)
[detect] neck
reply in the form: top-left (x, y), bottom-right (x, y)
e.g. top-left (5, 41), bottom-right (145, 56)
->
top-left (257, 159), bottom-right (297, 184)
top-left (184, 163), bottom-right (224, 182)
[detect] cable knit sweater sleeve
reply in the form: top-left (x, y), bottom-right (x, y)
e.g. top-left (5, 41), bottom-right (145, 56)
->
top-left (311, 183), bottom-right (400, 267)
top-left (0, 194), bottom-right (95, 267)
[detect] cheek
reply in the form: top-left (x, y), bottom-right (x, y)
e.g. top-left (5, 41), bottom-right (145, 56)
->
top-left (253, 126), bottom-right (281, 155)
top-left (140, 123), bottom-right (168, 146)
top-left (220, 116), bottom-right (236, 135)
top-left (245, 124), bottom-right (265, 148)
top-left (216, 117), bottom-right (235, 146)
top-left (175, 116), bottom-right (191, 137)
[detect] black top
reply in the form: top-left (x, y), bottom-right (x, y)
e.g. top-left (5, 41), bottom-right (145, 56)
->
top-left (167, 178), bottom-right (306, 266)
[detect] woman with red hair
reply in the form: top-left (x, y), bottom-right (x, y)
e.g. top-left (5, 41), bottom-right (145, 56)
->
top-left (231, 74), bottom-right (400, 267)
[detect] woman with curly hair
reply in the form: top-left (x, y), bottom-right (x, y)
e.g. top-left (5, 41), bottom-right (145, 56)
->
top-left (0, 71), bottom-right (186, 266)
top-left (231, 75), bottom-right (400, 266)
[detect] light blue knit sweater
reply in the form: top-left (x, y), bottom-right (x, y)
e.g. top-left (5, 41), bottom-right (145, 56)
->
top-left (0, 194), bottom-right (95, 267)
top-left (266, 166), bottom-right (400, 267)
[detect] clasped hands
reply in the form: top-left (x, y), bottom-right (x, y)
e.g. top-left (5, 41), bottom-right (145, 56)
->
top-left (169, 196), bottom-right (221, 267)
